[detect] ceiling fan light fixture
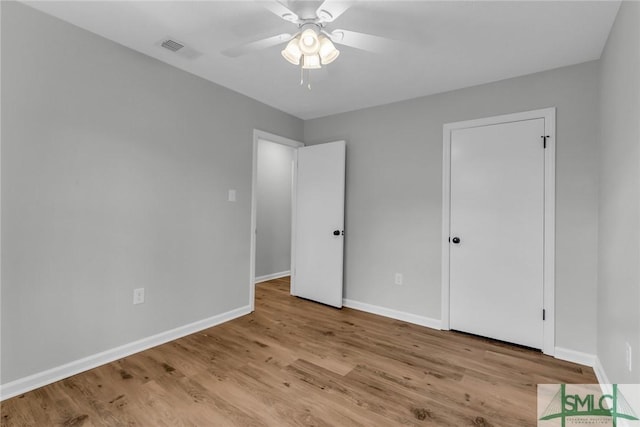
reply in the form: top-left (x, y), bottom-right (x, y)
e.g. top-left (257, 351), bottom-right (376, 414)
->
top-left (302, 54), bottom-right (321, 69)
top-left (318, 36), bottom-right (340, 64)
top-left (281, 36), bottom-right (302, 65)
top-left (299, 28), bottom-right (320, 55)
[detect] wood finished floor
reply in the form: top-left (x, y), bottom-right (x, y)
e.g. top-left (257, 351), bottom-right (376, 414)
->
top-left (2, 277), bottom-right (596, 426)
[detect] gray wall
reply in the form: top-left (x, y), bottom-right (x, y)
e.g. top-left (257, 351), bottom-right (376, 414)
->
top-left (305, 62), bottom-right (600, 355)
top-left (256, 140), bottom-right (294, 278)
top-left (597, 1), bottom-right (640, 383)
top-left (1, 2), bottom-right (303, 384)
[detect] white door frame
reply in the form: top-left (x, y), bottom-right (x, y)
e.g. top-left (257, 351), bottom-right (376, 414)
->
top-left (250, 129), bottom-right (304, 311)
top-left (441, 108), bottom-right (556, 355)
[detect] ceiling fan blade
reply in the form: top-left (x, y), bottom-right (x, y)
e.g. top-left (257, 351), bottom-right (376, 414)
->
top-left (260, 1), bottom-right (301, 24)
top-left (222, 33), bottom-right (293, 58)
top-left (328, 29), bottom-right (400, 54)
top-left (315, 1), bottom-right (352, 23)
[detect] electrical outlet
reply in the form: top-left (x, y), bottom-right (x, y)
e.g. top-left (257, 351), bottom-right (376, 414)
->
top-left (133, 288), bottom-right (145, 305)
top-left (626, 342), bottom-right (633, 372)
top-left (394, 273), bottom-right (403, 285)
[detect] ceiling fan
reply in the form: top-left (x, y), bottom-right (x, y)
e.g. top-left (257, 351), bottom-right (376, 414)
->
top-left (221, 1), bottom-right (397, 86)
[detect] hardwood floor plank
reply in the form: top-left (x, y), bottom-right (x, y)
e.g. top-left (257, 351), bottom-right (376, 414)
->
top-left (1, 278), bottom-right (597, 426)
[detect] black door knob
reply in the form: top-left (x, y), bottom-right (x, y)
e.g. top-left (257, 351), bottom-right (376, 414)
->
top-left (333, 230), bottom-right (340, 236)
top-left (451, 237), bottom-right (461, 244)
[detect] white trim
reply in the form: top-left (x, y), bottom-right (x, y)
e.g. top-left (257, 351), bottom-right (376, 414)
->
top-left (290, 149), bottom-right (298, 296)
top-left (343, 299), bottom-right (442, 330)
top-left (593, 356), bottom-right (611, 386)
top-left (0, 1), bottom-right (3, 390)
top-left (0, 305), bottom-right (251, 401)
top-left (593, 359), bottom-right (615, 412)
top-left (441, 123), bottom-right (452, 332)
top-left (250, 130), bottom-right (303, 311)
top-left (556, 357), bottom-right (631, 427)
top-left (592, 363), bottom-right (634, 427)
top-left (441, 108), bottom-right (556, 356)
top-left (542, 110), bottom-right (556, 356)
top-left (254, 270), bottom-right (291, 284)
top-left (554, 347), bottom-right (596, 367)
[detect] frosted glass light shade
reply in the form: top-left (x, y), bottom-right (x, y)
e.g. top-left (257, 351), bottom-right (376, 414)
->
top-left (281, 37), bottom-right (302, 65)
top-left (299, 28), bottom-right (320, 55)
top-left (302, 54), bottom-right (321, 69)
top-left (318, 36), bottom-right (340, 65)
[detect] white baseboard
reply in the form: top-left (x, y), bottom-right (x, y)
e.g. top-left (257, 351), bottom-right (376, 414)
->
top-left (581, 358), bottom-right (635, 427)
top-left (593, 360), bottom-right (632, 427)
top-left (255, 271), bottom-right (290, 284)
top-left (0, 305), bottom-right (252, 401)
top-left (553, 347), bottom-right (597, 367)
top-left (343, 298), bottom-right (442, 330)
top-left (593, 356), bottom-right (611, 386)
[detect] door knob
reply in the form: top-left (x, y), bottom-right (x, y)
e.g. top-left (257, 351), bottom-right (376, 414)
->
top-left (451, 237), bottom-right (461, 244)
top-left (333, 230), bottom-right (340, 236)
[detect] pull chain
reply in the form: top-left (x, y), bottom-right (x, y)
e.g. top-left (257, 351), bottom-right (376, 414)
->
top-left (299, 66), bottom-right (313, 91)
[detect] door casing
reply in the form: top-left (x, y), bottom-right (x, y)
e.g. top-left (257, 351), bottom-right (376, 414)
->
top-left (440, 108), bottom-right (556, 355)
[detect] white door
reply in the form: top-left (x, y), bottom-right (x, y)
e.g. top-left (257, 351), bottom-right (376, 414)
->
top-left (449, 118), bottom-right (545, 349)
top-left (293, 140), bottom-right (345, 308)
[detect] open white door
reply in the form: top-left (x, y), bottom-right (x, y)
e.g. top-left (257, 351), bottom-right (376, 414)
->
top-left (293, 140), bottom-right (345, 308)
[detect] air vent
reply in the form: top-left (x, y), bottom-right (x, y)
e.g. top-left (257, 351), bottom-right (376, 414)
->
top-left (161, 39), bottom-right (184, 52)
top-left (155, 37), bottom-right (202, 60)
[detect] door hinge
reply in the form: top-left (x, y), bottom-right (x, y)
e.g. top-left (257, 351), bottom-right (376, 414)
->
top-left (541, 135), bottom-right (550, 149)
top-left (543, 309), bottom-right (546, 321)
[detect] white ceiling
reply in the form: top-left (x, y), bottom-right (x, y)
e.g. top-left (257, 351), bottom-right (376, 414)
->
top-left (25, 1), bottom-right (620, 120)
